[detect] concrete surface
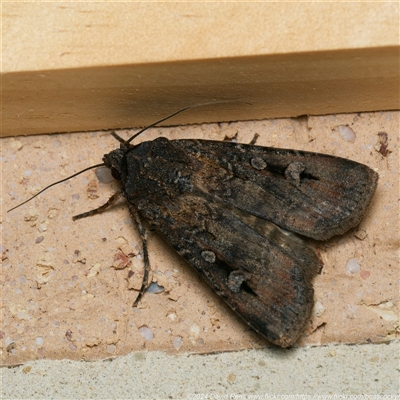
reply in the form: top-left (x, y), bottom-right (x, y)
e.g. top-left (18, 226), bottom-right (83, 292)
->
top-left (2, 341), bottom-right (399, 398)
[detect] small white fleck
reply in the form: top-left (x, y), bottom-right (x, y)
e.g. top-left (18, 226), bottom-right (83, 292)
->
top-left (165, 270), bottom-right (173, 278)
top-left (167, 312), bottom-right (176, 321)
top-left (146, 282), bottom-right (164, 294)
top-left (107, 344), bottom-right (116, 354)
top-left (173, 336), bottom-right (183, 350)
top-left (346, 258), bottom-right (361, 274)
top-left (17, 312), bottom-right (30, 320)
top-left (10, 140), bottom-right (23, 151)
top-left (313, 301), bottom-right (325, 317)
top-left (138, 325), bottom-right (154, 341)
top-left (338, 125), bottom-right (356, 142)
top-left (35, 337), bottom-right (44, 346)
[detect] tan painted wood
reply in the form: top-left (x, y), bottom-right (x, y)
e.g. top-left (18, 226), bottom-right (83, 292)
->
top-left (2, 2), bottom-right (399, 137)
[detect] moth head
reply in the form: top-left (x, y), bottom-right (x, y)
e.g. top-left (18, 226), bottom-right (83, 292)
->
top-left (103, 148), bottom-right (126, 181)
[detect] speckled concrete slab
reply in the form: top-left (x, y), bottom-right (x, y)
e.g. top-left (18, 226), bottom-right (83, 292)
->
top-left (2, 111), bottom-right (398, 365)
top-left (2, 341), bottom-right (399, 398)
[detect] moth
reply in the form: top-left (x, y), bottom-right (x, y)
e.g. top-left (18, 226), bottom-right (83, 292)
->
top-left (9, 106), bottom-right (379, 348)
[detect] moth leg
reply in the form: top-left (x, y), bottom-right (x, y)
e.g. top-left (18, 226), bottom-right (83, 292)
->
top-left (72, 190), bottom-right (122, 221)
top-left (128, 205), bottom-right (151, 307)
top-left (249, 133), bottom-right (260, 145)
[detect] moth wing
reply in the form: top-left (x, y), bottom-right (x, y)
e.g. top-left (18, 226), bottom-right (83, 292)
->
top-left (173, 140), bottom-right (378, 240)
top-left (137, 191), bottom-right (320, 348)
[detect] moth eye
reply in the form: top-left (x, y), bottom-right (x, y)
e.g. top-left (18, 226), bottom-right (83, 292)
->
top-left (111, 168), bottom-right (121, 180)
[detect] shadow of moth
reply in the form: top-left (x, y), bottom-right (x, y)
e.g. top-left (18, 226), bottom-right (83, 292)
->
top-left (9, 106), bottom-right (378, 348)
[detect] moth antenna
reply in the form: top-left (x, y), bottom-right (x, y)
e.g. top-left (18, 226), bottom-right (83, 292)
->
top-left (7, 163), bottom-right (105, 213)
top-left (127, 100), bottom-right (252, 144)
top-left (127, 106), bottom-right (193, 144)
top-left (9, 101), bottom-right (251, 212)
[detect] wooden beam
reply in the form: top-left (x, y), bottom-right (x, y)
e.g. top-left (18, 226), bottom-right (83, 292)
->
top-left (2, 2), bottom-right (399, 137)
